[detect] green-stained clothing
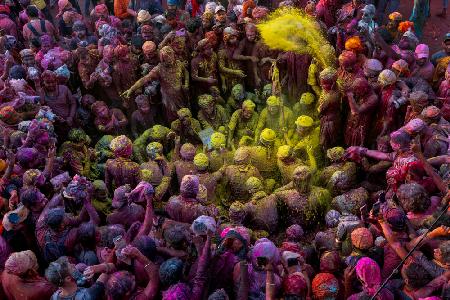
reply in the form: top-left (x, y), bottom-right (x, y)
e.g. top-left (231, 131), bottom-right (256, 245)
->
top-left (293, 102), bottom-right (317, 120)
top-left (208, 149), bottom-right (234, 172)
top-left (171, 118), bottom-right (202, 145)
top-left (198, 105), bottom-right (230, 131)
top-left (277, 158), bottom-right (304, 185)
top-left (256, 106), bottom-right (295, 140)
top-left (91, 135), bottom-right (115, 180)
top-left (228, 109), bottom-right (259, 145)
top-left (291, 126), bottom-right (323, 169)
top-left (133, 126), bottom-right (171, 163)
top-left (226, 92), bottom-right (257, 113)
top-left (248, 145), bottom-right (280, 180)
top-left (275, 186), bottom-right (331, 228)
top-left (92, 197), bottom-right (112, 223)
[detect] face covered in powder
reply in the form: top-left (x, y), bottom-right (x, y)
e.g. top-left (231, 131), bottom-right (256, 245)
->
top-left (245, 24), bottom-right (257, 42)
top-left (42, 71), bottom-right (58, 92)
top-left (293, 166), bottom-right (312, 193)
top-left (159, 46), bottom-right (176, 67)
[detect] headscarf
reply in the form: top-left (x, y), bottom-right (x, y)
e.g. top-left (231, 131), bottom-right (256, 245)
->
top-left (126, 181), bottom-right (154, 204)
top-left (392, 59), bottom-right (409, 75)
top-left (95, 4), bottom-right (108, 14)
top-left (56, 0), bottom-right (71, 17)
top-left (137, 10), bottom-right (151, 23)
top-left (242, 99), bottom-right (256, 110)
top-left (402, 30), bottom-right (419, 48)
top-left (159, 258), bottom-right (184, 286)
top-left (180, 143), bottom-right (196, 160)
top-left (398, 21), bottom-right (414, 33)
top-left (277, 145), bottom-right (292, 159)
top-left (55, 64), bottom-right (70, 79)
top-left (345, 36), bottom-right (364, 52)
top-left (378, 69), bottom-right (397, 86)
top-left (0, 106), bottom-right (20, 125)
top-left (162, 283), bottom-right (191, 300)
top-left (142, 41), bottom-right (156, 55)
top-left (211, 132), bottom-right (226, 149)
top-left (355, 257), bottom-right (381, 296)
top-left (283, 272), bottom-right (307, 296)
top-left (23, 169), bottom-right (42, 186)
top-left (194, 153), bottom-right (209, 169)
top-left (198, 94), bottom-right (214, 108)
top-left (319, 67), bottom-right (337, 81)
top-left (415, 44), bottom-right (429, 59)
top-left (325, 210), bottom-right (341, 228)
top-left (251, 238), bottom-right (280, 266)
top-left (195, 39), bottom-right (210, 51)
top-left (110, 135), bottom-right (133, 158)
top-left (320, 250), bottom-right (341, 273)
top-left (260, 128), bottom-right (276, 143)
top-left (295, 115), bottom-right (313, 127)
top-left (311, 273), bottom-right (340, 299)
top-left (218, 227), bottom-right (249, 258)
top-left (338, 50), bottom-right (357, 67)
top-left (389, 12), bottom-right (402, 21)
top-left (5, 250), bottom-right (38, 276)
top-left (180, 175), bottom-right (199, 198)
top-left (286, 224), bottom-right (304, 241)
top-left (351, 227), bottom-right (373, 250)
top-left (114, 44), bottom-right (128, 58)
top-left (64, 175), bottom-right (93, 201)
top-left (300, 92), bottom-right (315, 105)
top-left (364, 59), bottom-right (383, 72)
top-left (252, 6), bottom-right (269, 19)
top-left (191, 215), bottom-right (216, 235)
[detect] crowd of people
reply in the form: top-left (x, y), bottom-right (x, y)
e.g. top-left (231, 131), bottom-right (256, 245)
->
top-left (0, 0), bottom-right (449, 298)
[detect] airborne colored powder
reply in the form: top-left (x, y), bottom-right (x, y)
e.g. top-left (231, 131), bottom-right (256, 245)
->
top-left (257, 7), bottom-right (336, 68)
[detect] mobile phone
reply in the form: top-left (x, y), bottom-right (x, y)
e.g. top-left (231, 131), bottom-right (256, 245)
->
top-left (287, 257), bottom-right (298, 267)
top-left (257, 256), bottom-right (268, 267)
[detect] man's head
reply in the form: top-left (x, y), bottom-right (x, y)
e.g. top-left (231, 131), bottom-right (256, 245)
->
top-left (319, 68), bottom-right (337, 90)
top-left (223, 26), bottom-right (239, 45)
top-left (259, 128), bottom-right (276, 147)
top-left (396, 183), bottom-right (430, 213)
top-left (159, 46), bottom-right (175, 67)
top-left (41, 70), bottom-right (58, 92)
top-left (241, 99), bottom-right (255, 119)
top-left (26, 5), bottom-right (39, 18)
top-left (338, 50), bottom-right (357, 72)
top-left (177, 108), bottom-right (192, 126)
top-left (292, 166), bottom-right (312, 193)
top-left (232, 84), bottom-right (245, 101)
top-left (414, 44), bottom-right (429, 66)
top-left (266, 96), bottom-right (280, 116)
top-left (72, 21), bottom-right (87, 39)
top-left (140, 24), bottom-right (154, 41)
top-left (20, 49), bottom-right (35, 67)
top-left (198, 94), bottom-right (214, 114)
top-left (142, 41), bottom-right (157, 59)
top-left (387, 12), bottom-right (402, 31)
top-left (215, 5), bottom-right (226, 23)
top-left (443, 32), bottom-right (450, 54)
top-left (295, 115), bottom-right (314, 136)
top-left (135, 94), bottom-right (150, 113)
top-left (245, 23), bottom-right (257, 42)
top-left (196, 39), bottom-right (213, 57)
top-left (91, 101), bottom-right (109, 119)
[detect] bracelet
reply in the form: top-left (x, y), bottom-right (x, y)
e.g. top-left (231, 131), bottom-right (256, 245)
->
top-left (144, 262), bottom-right (152, 269)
